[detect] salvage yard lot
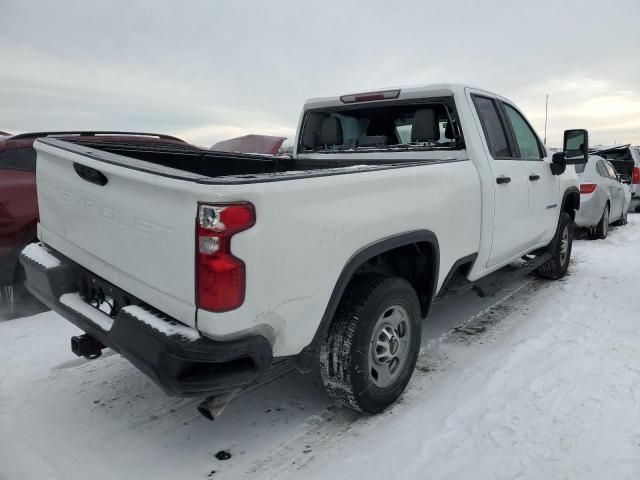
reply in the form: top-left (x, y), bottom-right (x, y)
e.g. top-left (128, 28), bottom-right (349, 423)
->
top-left (1, 217), bottom-right (640, 480)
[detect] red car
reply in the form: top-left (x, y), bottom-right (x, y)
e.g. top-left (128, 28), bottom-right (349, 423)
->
top-left (0, 131), bottom-right (196, 311)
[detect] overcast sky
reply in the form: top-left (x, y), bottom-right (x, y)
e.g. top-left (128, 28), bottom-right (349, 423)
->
top-left (1, 0), bottom-right (639, 147)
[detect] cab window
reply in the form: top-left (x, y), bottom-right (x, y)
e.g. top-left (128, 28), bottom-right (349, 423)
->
top-left (502, 103), bottom-right (543, 160)
top-left (472, 95), bottom-right (511, 158)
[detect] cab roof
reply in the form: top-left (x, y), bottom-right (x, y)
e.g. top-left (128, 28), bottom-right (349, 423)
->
top-left (303, 83), bottom-right (499, 110)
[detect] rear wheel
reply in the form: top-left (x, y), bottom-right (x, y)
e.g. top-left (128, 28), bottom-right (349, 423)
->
top-left (536, 212), bottom-right (572, 280)
top-left (320, 274), bottom-right (421, 414)
top-left (588, 204), bottom-right (609, 240)
top-left (615, 209), bottom-right (628, 226)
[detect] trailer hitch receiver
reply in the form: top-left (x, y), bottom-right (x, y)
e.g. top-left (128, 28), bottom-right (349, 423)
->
top-left (71, 334), bottom-right (105, 359)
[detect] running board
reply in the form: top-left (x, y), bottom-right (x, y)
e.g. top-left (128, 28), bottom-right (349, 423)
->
top-left (437, 252), bottom-right (552, 301)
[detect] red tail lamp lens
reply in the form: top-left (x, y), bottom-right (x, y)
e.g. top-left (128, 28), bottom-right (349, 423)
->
top-left (196, 203), bottom-right (255, 312)
top-left (580, 183), bottom-right (597, 194)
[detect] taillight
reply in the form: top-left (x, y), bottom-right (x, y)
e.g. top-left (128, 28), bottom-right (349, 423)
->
top-left (633, 166), bottom-right (640, 184)
top-left (196, 202), bottom-right (255, 312)
top-left (580, 183), bottom-right (597, 194)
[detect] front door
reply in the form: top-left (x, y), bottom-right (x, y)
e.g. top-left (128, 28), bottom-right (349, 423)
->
top-left (500, 102), bottom-right (559, 245)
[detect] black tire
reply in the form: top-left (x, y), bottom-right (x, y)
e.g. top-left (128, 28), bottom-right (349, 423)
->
top-left (536, 212), bottom-right (573, 280)
top-left (588, 204), bottom-right (609, 240)
top-left (615, 210), bottom-right (628, 226)
top-left (320, 274), bottom-right (421, 414)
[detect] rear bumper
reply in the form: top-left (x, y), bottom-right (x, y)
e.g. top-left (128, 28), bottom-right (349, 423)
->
top-left (19, 243), bottom-right (272, 397)
top-left (574, 195), bottom-right (602, 228)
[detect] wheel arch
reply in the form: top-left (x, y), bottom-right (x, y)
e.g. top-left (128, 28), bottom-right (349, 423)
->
top-left (561, 186), bottom-right (580, 220)
top-left (293, 230), bottom-right (439, 371)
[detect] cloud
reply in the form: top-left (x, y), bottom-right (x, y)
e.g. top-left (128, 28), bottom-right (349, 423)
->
top-left (511, 77), bottom-right (640, 146)
top-left (1, 0), bottom-right (638, 148)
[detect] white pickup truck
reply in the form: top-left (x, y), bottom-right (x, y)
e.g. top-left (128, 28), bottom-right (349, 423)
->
top-left (21, 84), bottom-right (588, 419)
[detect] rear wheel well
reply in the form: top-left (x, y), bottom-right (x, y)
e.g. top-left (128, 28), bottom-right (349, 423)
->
top-left (352, 241), bottom-right (436, 317)
top-left (563, 190), bottom-right (580, 221)
top-left (294, 232), bottom-right (439, 373)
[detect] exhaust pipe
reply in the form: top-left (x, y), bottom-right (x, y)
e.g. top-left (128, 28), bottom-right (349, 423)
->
top-left (197, 391), bottom-right (236, 421)
top-left (71, 334), bottom-right (105, 359)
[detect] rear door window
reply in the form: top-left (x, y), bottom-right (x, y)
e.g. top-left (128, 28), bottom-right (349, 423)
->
top-left (472, 95), bottom-right (511, 158)
top-left (502, 103), bottom-right (543, 160)
top-left (0, 148), bottom-right (36, 172)
top-left (596, 160), bottom-right (610, 178)
top-left (604, 161), bottom-right (618, 179)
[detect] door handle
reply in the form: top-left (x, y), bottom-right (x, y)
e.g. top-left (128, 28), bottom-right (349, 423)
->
top-left (73, 163), bottom-right (108, 186)
top-left (529, 174), bottom-right (540, 181)
top-left (496, 176), bottom-right (511, 184)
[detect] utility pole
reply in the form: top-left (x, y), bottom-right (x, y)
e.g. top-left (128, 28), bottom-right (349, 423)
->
top-left (544, 94), bottom-right (549, 145)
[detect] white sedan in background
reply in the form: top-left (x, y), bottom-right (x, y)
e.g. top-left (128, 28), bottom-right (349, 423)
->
top-left (575, 155), bottom-right (631, 239)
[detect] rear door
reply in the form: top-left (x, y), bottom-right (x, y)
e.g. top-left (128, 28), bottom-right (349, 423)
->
top-left (499, 101), bottom-right (559, 245)
top-left (471, 94), bottom-right (530, 267)
top-left (34, 139), bottom-right (202, 327)
top-left (603, 160), bottom-right (624, 219)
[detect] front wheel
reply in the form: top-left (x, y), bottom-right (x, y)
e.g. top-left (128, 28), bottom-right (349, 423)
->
top-left (320, 274), bottom-right (421, 414)
top-left (536, 212), bottom-right (573, 280)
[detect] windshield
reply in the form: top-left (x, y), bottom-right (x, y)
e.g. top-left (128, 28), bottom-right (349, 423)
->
top-left (299, 102), bottom-right (459, 153)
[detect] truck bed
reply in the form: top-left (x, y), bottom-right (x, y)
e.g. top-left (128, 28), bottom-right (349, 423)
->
top-left (49, 137), bottom-right (451, 184)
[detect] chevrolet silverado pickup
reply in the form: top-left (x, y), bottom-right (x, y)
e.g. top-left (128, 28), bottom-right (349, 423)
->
top-left (21, 84), bottom-right (587, 418)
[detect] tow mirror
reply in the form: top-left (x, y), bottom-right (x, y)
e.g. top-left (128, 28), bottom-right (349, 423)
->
top-left (562, 129), bottom-right (589, 165)
top-left (619, 174), bottom-right (632, 184)
top-left (550, 129), bottom-right (589, 175)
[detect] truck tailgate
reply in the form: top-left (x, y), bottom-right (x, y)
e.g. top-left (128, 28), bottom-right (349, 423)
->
top-left (34, 139), bottom-right (200, 327)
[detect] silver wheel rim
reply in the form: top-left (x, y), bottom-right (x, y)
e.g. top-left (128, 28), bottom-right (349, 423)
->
top-left (603, 207), bottom-right (609, 235)
top-left (559, 225), bottom-right (569, 265)
top-left (368, 305), bottom-right (412, 388)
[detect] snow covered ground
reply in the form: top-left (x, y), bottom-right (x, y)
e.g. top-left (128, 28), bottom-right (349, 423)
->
top-left (1, 217), bottom-right (639, 480)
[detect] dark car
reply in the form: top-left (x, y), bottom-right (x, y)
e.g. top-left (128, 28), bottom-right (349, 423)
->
top-left (0, 131), bottom-right (197, 316)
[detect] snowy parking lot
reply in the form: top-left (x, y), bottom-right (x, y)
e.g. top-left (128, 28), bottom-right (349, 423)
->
top-left (1, 217), bottom-right (639, 480)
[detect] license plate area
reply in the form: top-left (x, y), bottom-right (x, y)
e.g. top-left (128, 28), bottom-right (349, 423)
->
top-left (77, 269), bottom-right (140, 318)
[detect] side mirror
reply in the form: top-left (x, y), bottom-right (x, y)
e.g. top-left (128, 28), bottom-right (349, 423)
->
top-left (551, 151), bottom-right (566, 175)
top-left (562, 129), bottom-right (589, 165)
top-left (619, 174), bottom-right (632, 184)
